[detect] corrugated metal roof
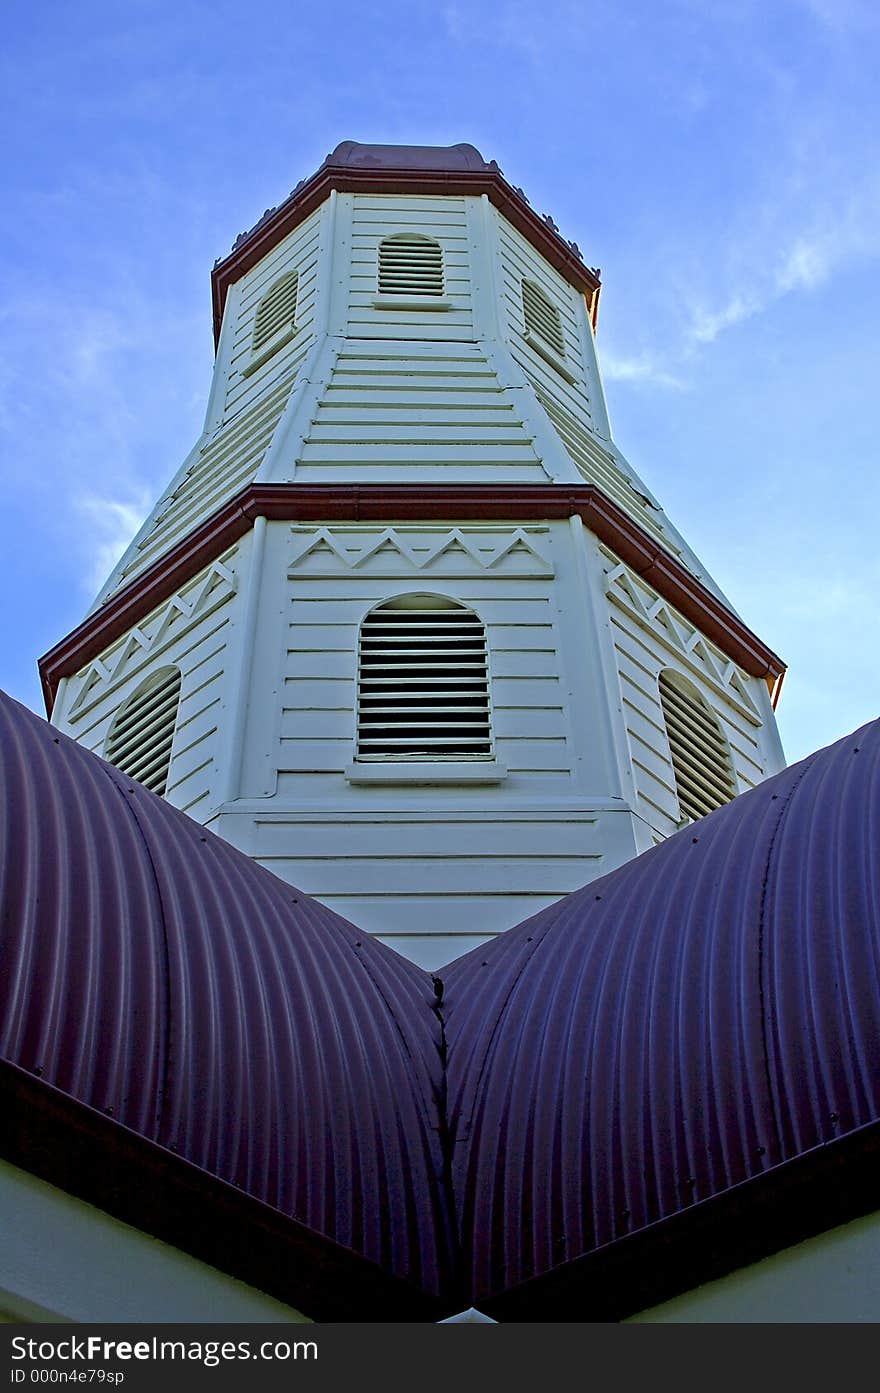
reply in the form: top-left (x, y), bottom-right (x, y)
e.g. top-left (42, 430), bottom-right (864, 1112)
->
top-left (441, 718), bottom-right (880, 1308)
top-left (0, 690), bottom-right (453, 1300)
top-left (2, 687), bottom-right (879, 1317)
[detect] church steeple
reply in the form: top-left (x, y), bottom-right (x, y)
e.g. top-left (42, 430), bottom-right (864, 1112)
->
top-left (41, 141), bottom-right (786, 968)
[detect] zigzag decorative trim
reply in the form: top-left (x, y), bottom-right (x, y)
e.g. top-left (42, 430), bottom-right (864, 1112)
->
top-left (67, 560), bottom-right (237, 719)
top-left (287, 524), bottom-right (554, 576)
top-left (601, 552), bottom-right (761, 722)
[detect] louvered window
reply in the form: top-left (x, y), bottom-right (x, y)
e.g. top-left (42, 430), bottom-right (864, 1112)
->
top-left (105, 667), bottom-right (181, 796)
top-left (378, 234), bottom-right (444, 297)
top-left (253, 271), bottom-right (298, 351)
top-left (356, 595), bottom-right (492, 759)
top-left (659, 670), bottom-right (737, 823)
top-left (522, 279), bottom-right (566, 358)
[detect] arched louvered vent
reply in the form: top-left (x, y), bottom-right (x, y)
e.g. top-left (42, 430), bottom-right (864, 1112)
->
top-left (378, 235), bottom-right (444, 297)
top-left (357, 595), bottom-right (492, 759)
top-left (522, 279), bottom-right (566, 358)
top-left (253, 271), bottom-right (298, 351)
top-left (105, 667), bottom-right (182, 796)
top-left (659, 670), bottom-right (737, 823)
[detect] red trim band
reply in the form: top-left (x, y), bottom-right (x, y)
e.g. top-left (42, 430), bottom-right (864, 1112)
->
top-left (38, 484), bottom-right (786, 715)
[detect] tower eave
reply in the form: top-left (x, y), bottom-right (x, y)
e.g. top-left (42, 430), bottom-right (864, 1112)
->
top-left (210, 142), bottom-right (602, 346)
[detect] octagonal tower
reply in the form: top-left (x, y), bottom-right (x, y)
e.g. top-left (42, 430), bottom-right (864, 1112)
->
top-left (41, 142), bottom-right (786, 968)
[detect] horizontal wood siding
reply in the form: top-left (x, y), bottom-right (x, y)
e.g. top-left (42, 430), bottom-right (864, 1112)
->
top-left (243, 809), bottom-right (606, 961)
top-left (495, 214), bottom-right (591, 408)
top-left (348, 195), bottom-right (473, 339)
top-left (279, 579), bottom-right (570, 783)
top-left (534, 389), bottom-right (681, 556)
top-left (215, 520), bottom-right (607, 954)
top-left (57, 548), bottom-right (240, 820)
top-left (223, 208), bottom-right (322, 421)
top-left (115, 379), bottom-right (293, 590)
top-left (600, 545), bottom-right (770, 839)
top-left (296, 342), bottom-right (550, 483)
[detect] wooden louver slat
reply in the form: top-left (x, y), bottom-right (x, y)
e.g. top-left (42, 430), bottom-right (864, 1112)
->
top-left (659, 670), bottom-right (737, 824)
top-left (357, 598), bottom-right (492, 758)
top-left (378, 236), bottom-right (444, 296)
top-left (105, 667), bottom-right (182, 796)
top-left (521, 279), bottom-right (566, 358)
top-left (253, 271), bottom-right (298, 351)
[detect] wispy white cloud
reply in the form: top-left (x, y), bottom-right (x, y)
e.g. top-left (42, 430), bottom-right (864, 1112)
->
top-left (794, 0), bottom-right (880, 33)
top-left (775, 235), bottom-right (832, 293)
top-left (74, 490), bottom-right (152, 597)
top-left (442, 4), bottom-right (467, 41)
top-left (601, 350), bottom-right (686, 390)
top-left (688, 292), bottom-right (761, 346)
top-left (684, 177), bottom-right (880, 349)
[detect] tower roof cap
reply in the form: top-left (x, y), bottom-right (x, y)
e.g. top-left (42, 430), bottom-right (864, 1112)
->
top-left (322, 140), bottom-right (493, 172)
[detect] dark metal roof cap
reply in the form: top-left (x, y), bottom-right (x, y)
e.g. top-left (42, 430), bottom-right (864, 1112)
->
top-left (323, 140), bottom-right (492, 172)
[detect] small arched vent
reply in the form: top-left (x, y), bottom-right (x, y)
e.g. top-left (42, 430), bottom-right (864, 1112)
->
top-left (378, 235), bottom-right (444, 297)
top-left (105, 667), bottom-right (182, 796)
top-left (357, 595), bottom-right (492, 759)
top-left (253, 271), bottom-right (298, 351)
top-left (521, 279), bottom-right (566, 358)
top-left (659, 670), bottom-right (737, 823)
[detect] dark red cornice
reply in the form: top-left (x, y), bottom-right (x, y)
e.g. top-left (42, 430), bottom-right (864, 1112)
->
top-left (211, 165), bottom-right (602, 346)
top-left (38, 484), bottom-right (786, 715)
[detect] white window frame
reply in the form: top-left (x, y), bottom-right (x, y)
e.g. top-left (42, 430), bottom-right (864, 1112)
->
top-left (345, 592), bottom-right (506, 785)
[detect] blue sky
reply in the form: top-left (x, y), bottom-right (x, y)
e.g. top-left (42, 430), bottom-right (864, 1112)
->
top-left (2, 0), bottom-right (878, 764)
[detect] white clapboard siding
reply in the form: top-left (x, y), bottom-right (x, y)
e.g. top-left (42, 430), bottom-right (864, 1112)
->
top-left (606, 586), bottom-right (768, 840)
top-left (495, 216), bottom-right (591, 410)
top-left (534, 389), bottom-right (682, 556)
top-left (115, 380), bottom-right (293, 591)
top-left (244, 809), bottom-right (606, 957)
top-left (278, 561), bottom-right (571, 788)
top-left (223, 208), bottom-right (322, 420)
top-left (296, 342), bottom-right (549, 483)
top-left (348, 195), bottom-right (473, 339)
top-left (56, 552), bottom-right (240, 819)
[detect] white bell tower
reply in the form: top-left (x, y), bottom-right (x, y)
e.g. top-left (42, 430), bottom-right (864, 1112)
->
top-left (42, 141), bottom-right (786, 968)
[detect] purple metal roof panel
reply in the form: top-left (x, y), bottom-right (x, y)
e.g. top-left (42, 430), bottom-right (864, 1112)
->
top-left (0, 690), bottom-right (452, 1297)
top-left (3, 684), bottom-right (880, 1317)
top-left (441, 720), bottom-right (880, 1307)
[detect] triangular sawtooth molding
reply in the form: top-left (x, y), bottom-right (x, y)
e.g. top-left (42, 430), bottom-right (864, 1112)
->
top-left (67, 560), bottom-right (238, 720)
top-left (602, 551), bottom-right (761, 720)
top-left (287, 525), bottom-right (554, 576)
